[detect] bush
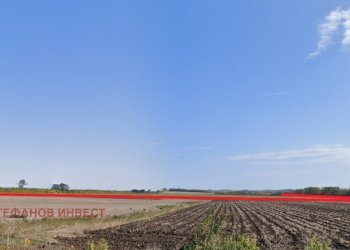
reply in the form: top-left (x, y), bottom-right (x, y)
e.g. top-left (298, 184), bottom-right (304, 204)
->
top-left (52, 183), bottom-right (70, 191)
top-left (207, 235), bottom-right (259, 250)
top-left (183, 214), bottom-right (259, 250)
top-left (305, 237), bottom-right (331, 250)
top-left (88, 239), bottom-right (108, 250)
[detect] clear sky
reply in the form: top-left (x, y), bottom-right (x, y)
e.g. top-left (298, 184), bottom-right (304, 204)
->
top-left (1, 1), bottom-right (350, 190)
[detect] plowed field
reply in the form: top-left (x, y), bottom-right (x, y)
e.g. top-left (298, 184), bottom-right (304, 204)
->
top-left (59, 201), bottom-right (350, 249)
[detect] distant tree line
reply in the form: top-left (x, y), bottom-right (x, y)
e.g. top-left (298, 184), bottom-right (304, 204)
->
top-left (131, 189), bottom-right (147, 193)
top-left (295, 187), bottom-right (350, 195)
top-left (131, 189), bottom-right (159, 193)
top-left (52, 183), bottom-right (70, 191)
top-left (166, 188), bottom-right (210, 193)
top-left (215, 190), bottom-right (282, 196)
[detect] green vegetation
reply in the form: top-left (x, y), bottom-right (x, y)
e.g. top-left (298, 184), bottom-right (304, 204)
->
top-left (51, 183), bottom-right (70, 191)
top-left (201, 235), bottom-right (259, 250)
top-left (305, 237), bottom-right (331, 250)
top-left (88, 238), bottom-right (109, 250)
top-left (183, 215), bottom-right (259, 250)
top-left (296, 186), bottom-right (350, 195)
top-left (166, 188), bottom-right (212, 193)
top-left (183, 213), bottom-right (332, 250)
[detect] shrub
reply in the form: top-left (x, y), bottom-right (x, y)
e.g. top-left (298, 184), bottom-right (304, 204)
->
top-left (183, 214), bottom-right (259, 250)
top-left (305, 237), bottom-right (331, 250)
top-left (88, 239), bottom-right (108, 250)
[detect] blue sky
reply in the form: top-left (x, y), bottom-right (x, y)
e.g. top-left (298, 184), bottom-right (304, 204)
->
top-left (0, 1), bottom-right (350, 190)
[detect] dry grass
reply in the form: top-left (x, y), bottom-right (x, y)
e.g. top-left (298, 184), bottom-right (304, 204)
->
top-left (0, 202), bottom-right (201, 249)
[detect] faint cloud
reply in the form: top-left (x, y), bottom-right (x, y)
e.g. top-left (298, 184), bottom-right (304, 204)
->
top-left (228, 145), bottom-right (350, 165)
top-left (308, 7), bottom-right (350, 58)
top-left (144, 142), bottom-right (160, 148)
top-left (259, 92), bottom-right (289, 97)
top-left (185, 146), bottom-right (213, 151)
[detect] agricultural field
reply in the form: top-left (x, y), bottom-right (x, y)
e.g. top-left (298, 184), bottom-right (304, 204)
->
top-left (57, 201), bottom-right (350, 249)
top-left (0, 197), bottom-right (187, 220)
top-left (0, 197), bottom-right (197, 249)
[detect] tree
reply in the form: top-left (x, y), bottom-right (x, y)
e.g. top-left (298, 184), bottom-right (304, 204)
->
top-left (303, 187), bottom-right (321, 194)
top-left (52, 183), bottom-right (70, 191)
top-left (17, 179), bottom-right (28, 189)
top-left (321, 186), bottom-right (340, 195)
top-left (59, 183), bottom-right (70, 191)
top-left (52, 184), bottom-right (60, 190)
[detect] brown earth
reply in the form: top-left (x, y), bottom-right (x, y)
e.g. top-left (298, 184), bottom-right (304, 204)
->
top-left (0, 197), bottom-right (195, 248)
top-left (0, 197), bottom-right (185, 220)
top-left (56, 201), bottom-right (350, 250)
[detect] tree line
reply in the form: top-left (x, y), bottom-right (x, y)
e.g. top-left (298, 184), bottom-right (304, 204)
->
top-left (295, 187), bottom-right (350, 195)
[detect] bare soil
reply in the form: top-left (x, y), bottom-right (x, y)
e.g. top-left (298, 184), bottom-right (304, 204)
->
top-left (0, 197), bottom-right (185, 220)
top-left (0, 197), bottom-right (190, 246)
top-left (57, 201), bottom-right (350, 249)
